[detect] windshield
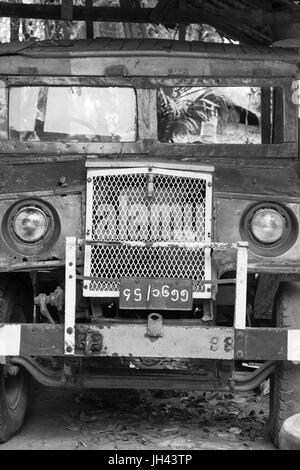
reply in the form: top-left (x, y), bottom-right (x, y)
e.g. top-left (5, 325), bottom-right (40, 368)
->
top-left (9, 86), bottom-right (137, 142)
top-left (157, 86), bottom-right (273, 144)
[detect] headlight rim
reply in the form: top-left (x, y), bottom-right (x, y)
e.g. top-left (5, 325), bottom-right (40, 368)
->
top-left (2, 199), bottom-right (60, 255)
top-left (240, 202), bottom-right (298, 257)
top-left (12, 205), bottom-right (50, 244)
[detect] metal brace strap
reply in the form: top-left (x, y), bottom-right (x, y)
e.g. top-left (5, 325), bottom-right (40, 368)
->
top-left (77, 274), bottom-right (237, 285)
top-left (234, 242), bottom-right (248, 330)
top-left (65, 237), bottom-right (76, 355)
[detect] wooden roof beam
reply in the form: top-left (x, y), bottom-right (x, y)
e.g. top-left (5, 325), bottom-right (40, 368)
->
top-left (0, 3), bottom-right (300, 25)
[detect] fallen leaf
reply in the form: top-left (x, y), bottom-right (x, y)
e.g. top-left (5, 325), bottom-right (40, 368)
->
top-left (229, 427), bottom-right (242, 435)
top-left (79, 440), bottom-right (88, 448)
top-left (66, 426), bottom-right (80, 432)
top-left (249, 429), bottom-right (257, 439)
top-left (62, 416), bottom-right (73, 424)
top-left (161, 427), bottom-right (179, 434)
top-left (230, 397), bottom-right (249, 405)
top-left (81, 412), bottom-right (97, 423)
top-left (137, 436), bottom-right (148, 445)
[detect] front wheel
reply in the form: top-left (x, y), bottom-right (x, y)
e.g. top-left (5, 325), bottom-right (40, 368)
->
top-left (0, 278), bottom-right (31, 443)
top-left (269, 282), bottom-right (300, 447)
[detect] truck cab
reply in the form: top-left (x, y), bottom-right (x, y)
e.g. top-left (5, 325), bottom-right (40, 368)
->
top-left (0, 38), bottom-right (300, 446)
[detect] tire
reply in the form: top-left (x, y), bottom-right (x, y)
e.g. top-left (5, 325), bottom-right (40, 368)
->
top-left (279, 413), bottom-right (300, 449)
top-left (269, 282), bottom-right (300, 448)
top-left (0, 277), bottom-right (31, 443)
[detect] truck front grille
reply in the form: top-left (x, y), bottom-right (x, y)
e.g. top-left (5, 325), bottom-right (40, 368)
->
top-left (84, 167), bottom-right (212, 298)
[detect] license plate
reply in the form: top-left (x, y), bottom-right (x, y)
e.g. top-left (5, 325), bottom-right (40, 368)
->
top-left (119, 278), bottom-right (193, 311)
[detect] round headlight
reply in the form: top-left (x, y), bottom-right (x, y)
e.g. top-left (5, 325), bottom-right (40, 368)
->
top-left (12, 206), bottom-right (49, 243)
top-left (240, 202), bottom-right (298, 257)
top-left (250, 208), bottom-right (286, 244)
top-left (2, 199), bottom-right (61, 255)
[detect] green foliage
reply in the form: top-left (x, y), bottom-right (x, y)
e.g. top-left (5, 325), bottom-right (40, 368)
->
top-left (157, 87), bottom-right (231, 143)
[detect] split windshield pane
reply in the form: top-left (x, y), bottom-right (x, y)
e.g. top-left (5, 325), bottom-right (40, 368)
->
top-left (9, 86), bottom-right (137, 142)
top-left (157, 86), bottom-right (273, 144)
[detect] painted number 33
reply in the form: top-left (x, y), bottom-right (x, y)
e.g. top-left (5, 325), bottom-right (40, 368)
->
top-left (123, 285), bottom-right (190, 303)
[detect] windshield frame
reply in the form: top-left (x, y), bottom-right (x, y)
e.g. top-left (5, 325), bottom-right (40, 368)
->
top-left (0, 75), bottom-right (297, 159)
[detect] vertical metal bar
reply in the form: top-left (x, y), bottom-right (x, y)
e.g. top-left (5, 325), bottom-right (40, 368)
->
top-left (234, 242), bottom-right (248, 330)
top-left (65, 236), bottom-right (76, 355)
top-left (83, 171), bottom-right (94, 296)
top-left (204, 174), bottom-right (213, 298)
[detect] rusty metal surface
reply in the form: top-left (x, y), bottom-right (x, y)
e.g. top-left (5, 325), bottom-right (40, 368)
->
top-left (215, 198), bottom-right (300, 274)
top-left (0, 192), bottom-right (83, 269)
top-left (75, 323), bottom-right (234, 359)
top-left (0, 322), bottom-right (297, 360)
top-left (234, 328), bottom-right (288, 360)
top-left (4, 75), bottom-right (293, 88)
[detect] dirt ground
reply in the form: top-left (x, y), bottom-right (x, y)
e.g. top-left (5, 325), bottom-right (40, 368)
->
top-left (0, 381), bottom-right (275, 450)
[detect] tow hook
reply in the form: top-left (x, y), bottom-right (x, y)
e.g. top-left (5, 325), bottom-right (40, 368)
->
top-left (147, 313), bottom-right (163, 338)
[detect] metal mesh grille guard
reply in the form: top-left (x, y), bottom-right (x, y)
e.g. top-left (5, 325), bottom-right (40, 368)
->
top-left (84, 168), bottom-right (212, 298)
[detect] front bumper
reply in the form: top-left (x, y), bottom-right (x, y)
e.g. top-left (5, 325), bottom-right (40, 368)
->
top-left (1, 322), bottom-right (300, 361)
top-left (1, 237), bottom-right (300, 362)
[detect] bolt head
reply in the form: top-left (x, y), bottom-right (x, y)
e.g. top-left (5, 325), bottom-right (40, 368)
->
top-left (66, 346), bottom-right (73, 353)
top-left (66, 327), bottom-right (73, 334)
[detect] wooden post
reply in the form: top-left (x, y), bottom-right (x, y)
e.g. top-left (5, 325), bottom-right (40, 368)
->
top-left (86, 0), bottom-right (93, 39)
top-left (61, 0), bottom-right (73, 20)
top-left (178, 0), bottom-right (186, 41)
top-left (261, 87), bottom-right (271, 144)
top-left (272, 87), bottom-right (284, 144)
